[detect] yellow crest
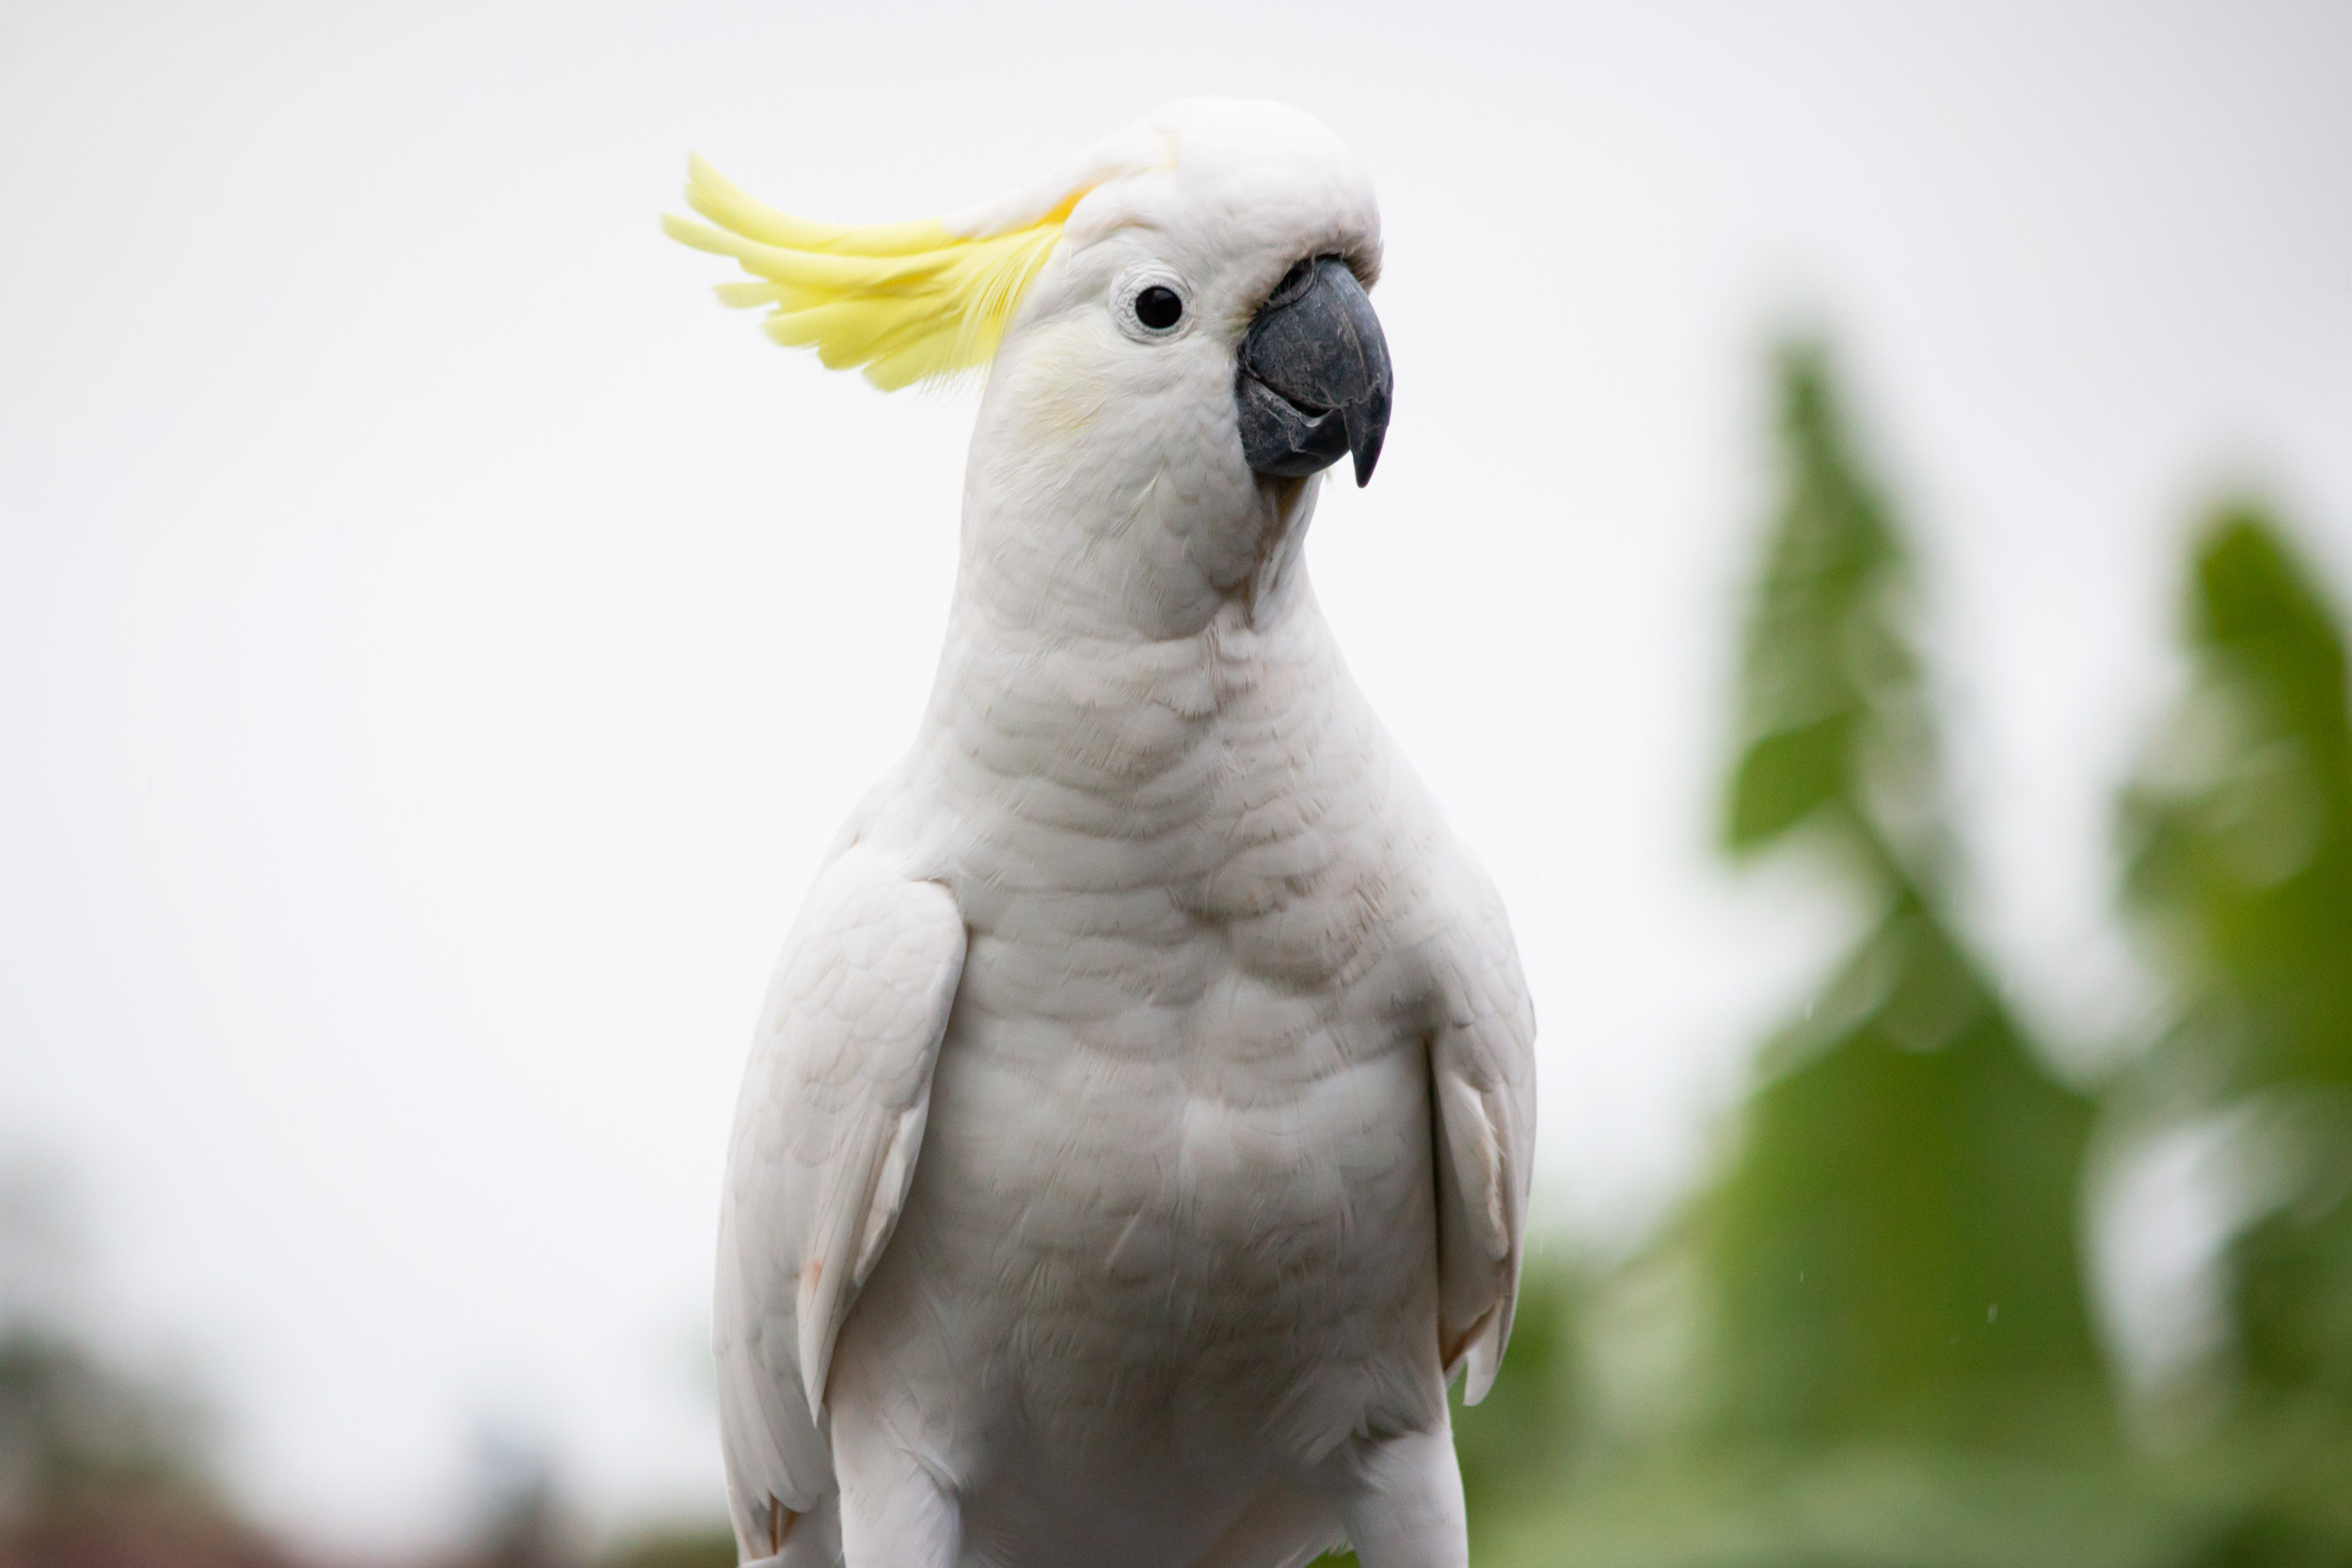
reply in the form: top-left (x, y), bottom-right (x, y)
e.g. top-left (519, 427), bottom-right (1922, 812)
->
top-left (663, 155), bottom-right (1087, 392)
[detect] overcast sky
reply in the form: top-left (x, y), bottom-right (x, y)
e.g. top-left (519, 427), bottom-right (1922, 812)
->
top-left (3, 0), bottom-right (2347, 1555)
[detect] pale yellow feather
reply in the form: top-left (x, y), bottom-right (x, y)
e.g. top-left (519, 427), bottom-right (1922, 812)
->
top-left (665, 154), bottom-right (1087, 391)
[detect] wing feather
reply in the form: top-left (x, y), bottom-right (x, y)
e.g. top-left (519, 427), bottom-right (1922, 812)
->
top-left (714, 842), bottom-right (965, 1561)
top-left (1427, 849), bottom-right (1537, 1405)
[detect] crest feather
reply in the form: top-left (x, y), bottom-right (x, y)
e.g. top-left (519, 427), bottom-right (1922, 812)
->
top-left (664, 154), bottom-right (1085, 391)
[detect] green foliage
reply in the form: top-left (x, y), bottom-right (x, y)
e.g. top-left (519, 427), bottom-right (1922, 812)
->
top-left (2123, 509), bottom-right (2352, 1102)
top-left (1704, 922), bottom-right (2104, 1444)
top-left (1449, 1258), bottom-right (1588, 1520)
top-left (0, 1324), bottom-right (215, 1522)
top-left (1476, 1445), bottom-right (2190, 1568)
top-left (1460, 368), bottom-right (2352, 1568)
top-left (596, 1523), bottom-right (739, 1568)
top-left (2121, 506), bottom-right (2352, 1416)
top-left (1724, 346), bottom-right (1943, 887)
top-left (1694, 344), bottom-right (2106, 1449)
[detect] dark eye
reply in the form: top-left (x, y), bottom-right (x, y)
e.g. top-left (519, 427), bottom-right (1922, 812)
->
top-left (1135, 285), bottom-right (1184, 330)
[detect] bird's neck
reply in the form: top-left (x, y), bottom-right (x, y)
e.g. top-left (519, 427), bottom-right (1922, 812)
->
top-left (946, 471), bottom-right (1319, 645)
top-left (913, 565), bottom-right (1351, 832)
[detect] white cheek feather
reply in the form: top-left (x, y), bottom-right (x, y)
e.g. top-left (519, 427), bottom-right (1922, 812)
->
top-left (688, 98), bottom-right (1533, 1568)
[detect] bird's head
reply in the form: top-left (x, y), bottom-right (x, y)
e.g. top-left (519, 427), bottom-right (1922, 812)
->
top-left (668, 100), bottom-right (1391, 632)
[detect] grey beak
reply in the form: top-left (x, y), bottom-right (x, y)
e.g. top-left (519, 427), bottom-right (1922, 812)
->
top-left (1234, 257), bottom-right (1393, 487)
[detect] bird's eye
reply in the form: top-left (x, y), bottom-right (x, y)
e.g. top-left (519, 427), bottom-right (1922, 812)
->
top-left (1135, 285), bottom-right (1184, 331)
top-left (1111, 267), bottom-right (1191, 341)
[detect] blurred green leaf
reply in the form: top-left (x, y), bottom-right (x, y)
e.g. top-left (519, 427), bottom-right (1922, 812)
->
top-left (2123, 509), bottom-right (2352, 1101)
top-left (1690, 346), bottom-right (2106, 1451)
top-left (2120, 507), bottom-right (2352, 1417)
top-left (0, 1324), bottom-right (216, 1521)
top-left (1451, 1259), bottom-right (1588, 1519)
top-left (596, 1523), bottom-right (737, 1568)
top-left (1724, 345), bottom-right (1941, 890)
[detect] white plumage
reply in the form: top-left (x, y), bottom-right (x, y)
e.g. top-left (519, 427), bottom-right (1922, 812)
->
top-left (691, 100), bottom-right (1535, 1568)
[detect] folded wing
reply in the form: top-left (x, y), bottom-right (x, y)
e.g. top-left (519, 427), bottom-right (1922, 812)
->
top-left (713, 843), bottom-right (966, 1561)
top-left (1428, 851), bottom-right (1538, 1406)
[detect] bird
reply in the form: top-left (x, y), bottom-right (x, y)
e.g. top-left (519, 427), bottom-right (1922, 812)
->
top-left (665, 99), bottom-right (1536, 1568)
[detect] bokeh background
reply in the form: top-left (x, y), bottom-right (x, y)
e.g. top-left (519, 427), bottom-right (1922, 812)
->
top-left (3, 3), bottom-right (2347, 1565)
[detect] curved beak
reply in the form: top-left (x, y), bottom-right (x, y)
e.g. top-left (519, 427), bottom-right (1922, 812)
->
top-left (1233, 257), bottom-right (1393, 487)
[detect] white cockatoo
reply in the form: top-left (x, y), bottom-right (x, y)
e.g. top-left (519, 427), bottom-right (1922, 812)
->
top-left (666, 99), bottom-right (1535, 1568)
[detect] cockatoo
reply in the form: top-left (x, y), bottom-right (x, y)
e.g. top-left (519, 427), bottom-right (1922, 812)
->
top-left (666, 99), bottom-right (1534, 1568)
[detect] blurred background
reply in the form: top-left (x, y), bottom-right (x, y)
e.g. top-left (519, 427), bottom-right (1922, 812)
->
top-left (2, 3), bottom-right (2346, 1565)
